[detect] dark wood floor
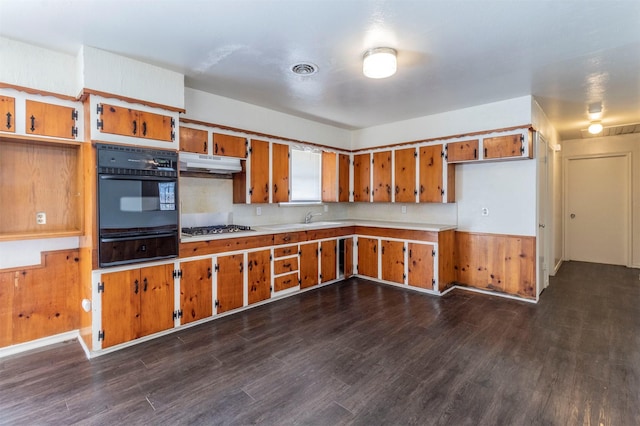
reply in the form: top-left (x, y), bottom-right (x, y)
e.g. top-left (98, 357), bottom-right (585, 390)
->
top-left (1, 261), bottom-right (639, 425)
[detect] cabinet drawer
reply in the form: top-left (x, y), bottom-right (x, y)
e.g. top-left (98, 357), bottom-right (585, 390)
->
top-left (274, 245), bottom-right (298, 258)
top-left (274, 257), bottom-right (298, 275)
top-left (274, 232), bottom-right (300, 245)
top-left (274, 272), bottom-right (298, 292)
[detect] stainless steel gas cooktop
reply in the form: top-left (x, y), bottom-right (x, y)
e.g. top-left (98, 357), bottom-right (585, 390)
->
top-left (181, 224), bottom-right (253, 236)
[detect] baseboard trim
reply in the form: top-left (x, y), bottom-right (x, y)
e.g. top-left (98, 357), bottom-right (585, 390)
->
top-left (0, 330), bottom-right (80, 359)
top-left (453, 285), bottom-right (538, 304)
top-left (552, 259), bottom-right (563, 276)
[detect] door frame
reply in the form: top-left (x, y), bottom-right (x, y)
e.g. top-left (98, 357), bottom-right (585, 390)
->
top-left (536, 133), bottom-right (550, 295)
top-left (563, 152), bottom-right (632, 267)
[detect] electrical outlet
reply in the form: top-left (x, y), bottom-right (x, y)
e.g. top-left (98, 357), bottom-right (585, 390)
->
top-left (401, 205), bottom-right (407, 214)
top-left (481, 207), bottom-right (489, 216)
top-left (323, 204), bottom-right (329, 212)
top-left (36, 212), bottom-right (46, 224)
top-left (256, 207), bottom-right (262, 216)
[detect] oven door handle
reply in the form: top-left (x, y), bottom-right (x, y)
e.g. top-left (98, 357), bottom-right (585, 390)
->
top-left (100, 232), bottom-right (176, 243)
top-left (99, 175), bottom-right (176, 182)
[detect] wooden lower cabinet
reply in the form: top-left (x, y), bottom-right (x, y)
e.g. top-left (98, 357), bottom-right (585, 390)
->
top-left (357, 237), bottom-right (378, 278)
top-left (381, 240), bottom-right (405, 284)
top-left (344, 237), bottom-right (354, 278)
top-left (299, 242), bottom-right (319, 289)
top-left (407, 243), bottom-right (435, 290)
top-left (320, 239), bottom-right (337, 283)
top-left (180, 258), bottom-right (213, 324)
top-left (101, 264), bottom-right (174, 348)
top-left (216, 254), bottom-right (244, 314)
top-left (247, 250), bottom-right (271, 305)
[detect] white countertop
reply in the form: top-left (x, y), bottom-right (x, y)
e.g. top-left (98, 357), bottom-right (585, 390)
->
top-left (180, 220), bottom-right (456, 243)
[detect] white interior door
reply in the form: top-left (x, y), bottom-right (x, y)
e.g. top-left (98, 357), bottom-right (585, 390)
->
top-left (566, 154), bottom-right (630, 266)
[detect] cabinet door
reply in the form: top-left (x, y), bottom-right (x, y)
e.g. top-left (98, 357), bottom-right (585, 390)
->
top-left (338, 154), bottom-right (350, 202)
top-left (372, 151), bottom-right (392, 202)
top-left (322, 151), bottom-right (337, 202)
top-left (0, 96), bottom-right (15, 133)
top-left (98, 103), bottom-right (138, 137)
top-left (101, 269), bottom-right (140, 348)
top-left (138, 264), bottom-right (175, 338)
top-left (381, 240), bottom-right (405, 284)
top-left (483, 134), bottom-right (523, 159)
top-left (180, 258), bottom-right (213, 324)
top-left (394, 148), bottom-right (416, 203)
top-left (408, 243), bottom-right (435, 290)
top-left (344, 237), bottom-right (354, 278)
top-left (299, 242), bottom-right (319, 289)
top-left (419, 144), bottom-right (443, 203)
top-left (353, 153), bottom-right (370, 202)
top-left (250, 139), bottom-right (270, 203)
top-left (447, 140), bottom-right (479, 162)
top-left (357, 237), bottom-right (378, 278)
top-left (138, 110), bottom-right (174, 142)
top-left (180, 127), bottom-right (208, 154)
top-left (217, 254), bottom-right (244, 313)
top-left (247, 250), bottom-right (271, 305)
top-left (25, 100), bottom-right (77, 139)
top-left (272, 143), bottom-right (289, 203)
top-left (213, 133), bottom-right (247, 158)
top-left (320, 239), bottom-right (337, 283)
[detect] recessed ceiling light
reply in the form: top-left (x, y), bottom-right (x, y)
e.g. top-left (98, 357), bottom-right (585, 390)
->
top-left (291, 63), bottom-right (318, 76)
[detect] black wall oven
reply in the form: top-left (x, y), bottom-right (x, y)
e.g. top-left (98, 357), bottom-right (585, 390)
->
top-left (97, 143), bottom-right (179, 267)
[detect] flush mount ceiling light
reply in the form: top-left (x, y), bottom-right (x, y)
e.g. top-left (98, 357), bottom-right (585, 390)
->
top-left (588, 121), bottom-right (603, 134)
top-left (291, 62), bottom-right (318, 76)
top-left (363, 47), bottom-right (397, 79)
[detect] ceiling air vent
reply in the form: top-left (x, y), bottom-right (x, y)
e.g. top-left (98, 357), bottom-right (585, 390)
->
top-left (291, 63), bottom-right (318, 76)
top-left (581, 123), bottom-right (640, 138)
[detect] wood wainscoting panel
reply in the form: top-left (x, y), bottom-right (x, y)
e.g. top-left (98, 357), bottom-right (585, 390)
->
top-left (0, 249), bottom-right (81, 347)
top-left (454, 232), bottom-right (535, 299)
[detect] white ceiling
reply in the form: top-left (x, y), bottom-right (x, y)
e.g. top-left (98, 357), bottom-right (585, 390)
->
top-left (1, 0), bottom-right (639, 140)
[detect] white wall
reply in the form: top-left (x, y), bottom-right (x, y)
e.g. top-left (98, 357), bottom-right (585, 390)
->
top-left (0, 37), bottom-right (79, 96)
top-left (562, 133), bottom-right (640, 267)
top-left (184, 88), bottom-right (351, 150)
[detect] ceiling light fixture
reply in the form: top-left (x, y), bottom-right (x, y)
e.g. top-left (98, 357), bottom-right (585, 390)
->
top-left (588, 121), bottom-right (603, 134)
top-left (363, 47), bottom-right (397, 79)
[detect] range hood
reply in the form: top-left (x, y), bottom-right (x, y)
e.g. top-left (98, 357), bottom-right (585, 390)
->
top-left (179, 152), bottom-right (242, 174)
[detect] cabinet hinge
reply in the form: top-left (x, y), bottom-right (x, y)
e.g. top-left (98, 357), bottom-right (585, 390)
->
top-left (270, 286), bottom-right (273, 293)
top-left (97, 282), bottom-right (105, 293)
top-left (98, 330), bottom-right (105, 341)
top-left (414, 150), bottom-right (418, 158)
top-left (96, 119), bottom-right (103, 130)
top-left (270, 254), bottom-right (273, 261)
top-left (298, 250), bottom-right (302, 256)
top-left (171, 131), bottom-right (175, 142)
top-left (173, 269), bottom-right (182, 279)
top-left (403, 273), bottom-right (406, 281)
top-left (441, 189), bottom-right (445, 196)
top-left (171, 117), bottom-right (176, 128)
top-left (96, 104), bottom-right (103, 115)
top-left (214, 300), bottom-right (219, 308)
top-left (298, 278), bottom-right (301, 285)
top-left (214, 264), bottom-right (220, 272)
top-left (432, 250), bottom-right (436, 257)
top-left (320, 274), bottom-right (323, 280)
top-left (248, 146), bottom-right (253, 154)
top-left (441, 151), bottom-right (445, 158)
top-left (319, 246), bottom-right (322, 252)
top-left (248, 188), bottom-right (253, 195)
top-left (71, 126), bottom-right (78, 138)
top-left (71, 109), bottom-right (79, 121)
top-left (173, 310), bottom-right (183, 320)
top-left (432, 278), bottom-right (436, 286)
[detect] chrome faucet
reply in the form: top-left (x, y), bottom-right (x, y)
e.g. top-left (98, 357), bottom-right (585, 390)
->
top-left (304, 211), bottom-right (322, 224)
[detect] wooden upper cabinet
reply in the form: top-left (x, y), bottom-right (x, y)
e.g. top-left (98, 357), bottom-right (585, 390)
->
top-left (357, 237), bottom-right (378, 278)
top-left (180, 258), bottom-right (213, 324)
top-left (381, 240), bottom-right (405, 284)
top-left (250, 139), bottom-right (270, 203)
top-left (483, 134), bottom-right (525, 159)
top-left (419, 144), bottom-right (446, 203)
top-left (394, 148), bottom-right (417, 203)
top-left (25, 100), bottom-right (78, 139)
top-left (213, 133), bottom-right (247, 158)
top-left (0, 96), bottom-right (15, 133)
top-left (247, 250), bottom-right (271, 305)
top-left (372, 151), bottom-right (392, 202)
top-left (97, 103), bottom-right (175, 142)
top-left (179, 127), bottom-right (208, 154)
top-left (353, 153), bottom-right (370, 202)
top-left (338, 154), bottom-right (350, 202)
top-left (446, 139), bottom-right (479, 163)
top-left (272, 142), bottom-right (289, 203)
top-left (322, 151), bottom-right (338, 202)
